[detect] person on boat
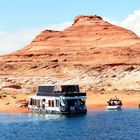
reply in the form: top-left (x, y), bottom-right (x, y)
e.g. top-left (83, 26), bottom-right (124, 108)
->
top-left (107, 100), bottom-right (116, 106)
top-left (108, 101), bottom-right (111, 106)
top-left (117, 100), bottom-right (122, 105)
top-left (112, 101), bottom-right (116, 106)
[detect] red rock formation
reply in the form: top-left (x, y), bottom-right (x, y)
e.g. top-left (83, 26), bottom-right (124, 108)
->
top-left (1, 15), bottom-right (140, 91)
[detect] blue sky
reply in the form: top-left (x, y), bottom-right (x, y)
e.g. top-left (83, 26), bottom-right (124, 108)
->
top-left (0, 0), bottom-right (140, 54)
top-left (0, 0), bottom-right (139, 31)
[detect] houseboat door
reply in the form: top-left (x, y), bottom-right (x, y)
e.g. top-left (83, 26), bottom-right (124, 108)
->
top-left (67, 99), bottom-right (76, 111)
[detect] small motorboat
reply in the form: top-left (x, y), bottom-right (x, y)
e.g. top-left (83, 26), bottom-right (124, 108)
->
top-left (106, 98), bottom-right (122, 110)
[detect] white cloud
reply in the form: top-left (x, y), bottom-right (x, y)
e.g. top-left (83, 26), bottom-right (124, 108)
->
top-left (0, 29), bottom-right (41, 54)
top-left (103, 17), bottom-right (121, 26)
top-left (121, 10), bottom-right (140, 36)
top-left (0, 22), bottom-right (72, 55)
top-left (105, 10), bottom-right (140, 36)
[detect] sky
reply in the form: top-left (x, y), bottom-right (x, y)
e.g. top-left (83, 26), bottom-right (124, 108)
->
top-left (0, 0), bottom-right (140, 54)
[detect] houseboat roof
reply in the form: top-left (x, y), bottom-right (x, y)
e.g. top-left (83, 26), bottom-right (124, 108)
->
top-left (36, 84), bottom-right (86, 97)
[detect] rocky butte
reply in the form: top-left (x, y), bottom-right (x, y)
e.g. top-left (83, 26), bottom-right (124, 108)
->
top-left (1, 15), bottom-right (140, 93)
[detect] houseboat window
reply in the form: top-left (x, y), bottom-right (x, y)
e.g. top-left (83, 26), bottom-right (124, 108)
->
top-left (56, 100), bottom-right (59, 107)
top-left (30, 98), bottom-right (33, 105)
top-left (52, 100), bottom-right (54, 107)
top-left (48, 100), bottom-right (51, 107)
top-left (32, 99), bottom-right (34, 105)
top-left (34, 99), bottom-right (37, 106)
top-left (37, 100), bottom-right (40, 108)
top-left (48, 100), bottom-right (54, 107)
top-left (42, 99), bottom-right (45, 109)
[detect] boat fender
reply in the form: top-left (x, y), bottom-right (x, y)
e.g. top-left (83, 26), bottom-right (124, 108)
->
top-left (60, 96), bottom-right (65, 106)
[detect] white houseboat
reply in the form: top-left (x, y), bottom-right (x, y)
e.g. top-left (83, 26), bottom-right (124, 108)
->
top-left (28, 85), bottom-right (87, 114)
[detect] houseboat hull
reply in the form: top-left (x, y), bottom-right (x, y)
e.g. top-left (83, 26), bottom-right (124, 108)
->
top-left (28, 105), bottom-right (87, 114)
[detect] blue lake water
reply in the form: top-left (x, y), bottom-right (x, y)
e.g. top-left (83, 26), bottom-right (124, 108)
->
top-left (0, 109), bottom-right (140, 140)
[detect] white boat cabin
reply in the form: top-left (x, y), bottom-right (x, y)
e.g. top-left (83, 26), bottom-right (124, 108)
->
top-left (28, 85), bottom-right (87, 114)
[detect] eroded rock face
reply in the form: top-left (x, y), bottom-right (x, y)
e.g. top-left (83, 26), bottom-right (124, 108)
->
top-left (1, 15), bottom-right (140, 92)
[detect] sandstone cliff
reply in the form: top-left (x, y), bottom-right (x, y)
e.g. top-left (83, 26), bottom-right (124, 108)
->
top-left (1, 15), bottom-right (140, 92)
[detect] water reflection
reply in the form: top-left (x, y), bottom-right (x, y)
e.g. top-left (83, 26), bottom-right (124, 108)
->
top-left (28, 112), bottom-right (86, 120)
top-left (0, 112), bottom-right (86, 123)
top-left (28, 113), bottom-right (65, 120)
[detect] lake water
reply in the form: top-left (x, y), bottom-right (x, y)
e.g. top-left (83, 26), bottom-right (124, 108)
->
top-left (0, 109), bottom-right (140, 140)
